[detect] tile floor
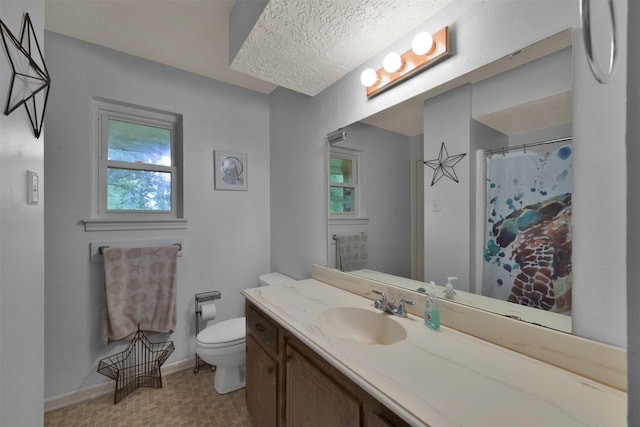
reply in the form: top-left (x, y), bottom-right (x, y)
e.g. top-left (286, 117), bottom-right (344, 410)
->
top-left (45, 368), bottom-right (253, 427)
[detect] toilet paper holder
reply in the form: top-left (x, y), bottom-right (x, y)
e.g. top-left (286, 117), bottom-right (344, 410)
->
top-left (195, 290), bottom-right (221, 316)
top-left (194, 290), bottom-right (222, 374)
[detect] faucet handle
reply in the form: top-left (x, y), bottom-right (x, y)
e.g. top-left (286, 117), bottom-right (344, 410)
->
top-left (392, 299), bottom-right (415, 317)
top-left (371, 290), bottom-right (386, 300)
top-left (371, 290), bottom-right (387, 309)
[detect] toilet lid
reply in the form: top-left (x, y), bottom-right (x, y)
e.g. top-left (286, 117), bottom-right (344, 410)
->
top-left (197, 317), bottom-right (246, 344)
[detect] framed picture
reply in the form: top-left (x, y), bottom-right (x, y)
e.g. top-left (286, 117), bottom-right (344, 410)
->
top-left (214, 151), bottom-right (248, 191)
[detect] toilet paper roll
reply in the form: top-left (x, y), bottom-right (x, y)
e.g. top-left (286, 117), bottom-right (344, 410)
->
top-left (199, 302), bottom-right (217, 321)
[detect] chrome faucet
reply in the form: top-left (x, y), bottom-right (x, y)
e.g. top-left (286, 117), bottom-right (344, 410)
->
top-left (371, 290), bottom-right (414, 317)
top-left (391, 299), bottom-right (415, 317)
top-left (371, 290), bottom-right (388, 310)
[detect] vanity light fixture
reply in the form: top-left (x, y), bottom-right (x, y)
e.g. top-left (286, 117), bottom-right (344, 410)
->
top-left (359, 68), bottom-right (378, 87)
top-left (360, 26), bottom-right (450, 98)
top-left (383, 52), bottom-right (404, 73)
top-left (412, 32), bottom-right (435, 55)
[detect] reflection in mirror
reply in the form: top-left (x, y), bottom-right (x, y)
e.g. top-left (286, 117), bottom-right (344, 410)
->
top-left (327, 30), bottom-right (573, 333)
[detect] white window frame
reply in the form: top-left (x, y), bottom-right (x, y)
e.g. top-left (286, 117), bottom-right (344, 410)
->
top-left (329, 147), bottom-right (363, 220)
top-left (85, 98), bottom-right (186, 231)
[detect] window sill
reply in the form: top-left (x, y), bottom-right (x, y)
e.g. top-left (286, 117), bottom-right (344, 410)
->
top-left (82, 218), bottom-right (188, 232)
top-left (328, 217), bottom-right (369, 226)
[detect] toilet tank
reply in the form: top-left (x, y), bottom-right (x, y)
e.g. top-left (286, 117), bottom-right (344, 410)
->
top-left (258, 272), bottom-right (294, 286)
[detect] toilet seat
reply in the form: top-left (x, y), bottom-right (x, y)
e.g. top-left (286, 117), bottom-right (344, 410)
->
top-left (196, 317), bottom-right (245, 348)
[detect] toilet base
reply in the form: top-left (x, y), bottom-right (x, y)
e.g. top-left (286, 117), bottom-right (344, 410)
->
top-left (213, 365), bottom-right (246, 394)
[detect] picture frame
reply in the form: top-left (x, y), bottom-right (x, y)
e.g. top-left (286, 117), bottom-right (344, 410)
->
top-left (214, 150), bottom-right (248, 191)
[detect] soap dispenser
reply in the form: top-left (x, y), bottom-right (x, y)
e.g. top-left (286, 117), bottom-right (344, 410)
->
top-left (424, 281), bottom-right (440, 330)
top-left (443, 277), bottom-right (458, 300)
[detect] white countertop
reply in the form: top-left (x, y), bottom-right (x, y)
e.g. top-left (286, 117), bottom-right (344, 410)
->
top-left (242, 279), bottom-right (626, 427)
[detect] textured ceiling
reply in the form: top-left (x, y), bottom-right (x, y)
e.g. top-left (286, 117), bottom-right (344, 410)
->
top-left (44, 0), bottom-right (452, 97)
top-left (230, 0), bottom-right (453, 96)
top-left (474, 91), bottom-right (573, 136)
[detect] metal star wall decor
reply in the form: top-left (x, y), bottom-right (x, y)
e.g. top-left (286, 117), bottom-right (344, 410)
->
top-left (424, 142), bottom-right (467, 186)
top-left (0, 13), bottom-right (50, 138)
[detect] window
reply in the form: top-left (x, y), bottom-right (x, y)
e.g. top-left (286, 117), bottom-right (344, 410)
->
top-left (329, 147), bottom-right (360, 217)
top-left (89, 98), bottom-right (184, 228)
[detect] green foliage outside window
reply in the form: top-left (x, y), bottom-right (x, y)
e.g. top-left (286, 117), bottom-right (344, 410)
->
top-left (107, 119), bottom-right (173, 211)
top-left (107, 169), bottom-right (171, 210)
top-left (330, 186), bottom-right (354, 213)
top-left (330, 155), bottom-right (355, 213)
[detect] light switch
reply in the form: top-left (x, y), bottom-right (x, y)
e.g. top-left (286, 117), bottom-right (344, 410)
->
top-left (27, 170), bottom-right (39, 205)
top-left (432, 199), bottom-right (441, 212)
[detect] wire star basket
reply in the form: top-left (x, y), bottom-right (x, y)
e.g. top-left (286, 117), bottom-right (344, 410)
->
top-left (98, 328), bottom-right (174, 404)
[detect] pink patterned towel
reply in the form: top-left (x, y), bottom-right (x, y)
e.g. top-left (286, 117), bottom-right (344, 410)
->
top-left (102, 246), bottom-right (179, 345)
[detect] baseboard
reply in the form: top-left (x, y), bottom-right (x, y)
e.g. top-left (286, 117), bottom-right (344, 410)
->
top-left (44, 357), bottom-right (196, 413)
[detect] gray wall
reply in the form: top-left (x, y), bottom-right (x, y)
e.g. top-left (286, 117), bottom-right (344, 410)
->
top-left (472, 47), bottom-right (573, 118)
top-left (627, 1), bottom-right (639, 422)
top-left (0, 1), bottom-right (45, 425)
top-left (327, 122), bottom-right (412, 278)
top-left (571, 6), bottom-right (627, 345)
top-left (269, 87), bottom-right (329, 279)
top-left (43, 32), bottom-right (271, 399)
top-left (269, 0), bottom-right (627, 351)
top-left (423, 85), bottom-right (474, 289)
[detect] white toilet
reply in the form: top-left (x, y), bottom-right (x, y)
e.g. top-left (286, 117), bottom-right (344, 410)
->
top-left (195, 272), bottom-right (294, 394)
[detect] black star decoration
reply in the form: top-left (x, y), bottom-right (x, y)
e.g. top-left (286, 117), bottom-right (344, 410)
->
top-left (0, 13), bottom-right (50, 138)
top-left (424, 142), bottom-right (467, 186)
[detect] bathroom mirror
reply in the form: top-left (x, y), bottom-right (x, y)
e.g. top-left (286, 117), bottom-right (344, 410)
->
top-left (328, 30), bottom-right (574, 333)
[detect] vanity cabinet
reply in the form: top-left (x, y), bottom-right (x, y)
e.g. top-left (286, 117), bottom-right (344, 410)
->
top-left (246, 305), bottom-right (280, 427)
top-left (285, 343), bottom-right (360, 426)
top-left (246, 334), bottom-right (278, 427)
top-left (246, 301), bottom-right (410, 427)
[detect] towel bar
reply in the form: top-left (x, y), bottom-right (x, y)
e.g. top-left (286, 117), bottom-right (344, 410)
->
top-left (332, 232), bottom-right (365, 241)
top-left (90, 239), bottom-right (184, 263)
top-left (98, 243), bottom-right (182, 255)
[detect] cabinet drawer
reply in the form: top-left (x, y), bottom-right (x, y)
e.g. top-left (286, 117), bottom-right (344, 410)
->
top-left (247, 305), bottom-right (278, 354)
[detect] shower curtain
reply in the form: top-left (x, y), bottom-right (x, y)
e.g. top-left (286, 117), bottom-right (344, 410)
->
top-left (482, 145), bottom-right (572, 313)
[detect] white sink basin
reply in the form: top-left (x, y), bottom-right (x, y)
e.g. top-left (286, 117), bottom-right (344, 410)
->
top-left (318, 307), bottom-right (407, 345)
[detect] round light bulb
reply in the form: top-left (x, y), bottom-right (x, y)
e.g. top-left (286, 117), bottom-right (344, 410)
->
top-left (383, 52), bottom-right (403, 73)
top-left (412, 32), bottom-right (435, 55)
top-left (360, 68), bottom-right (378, 87)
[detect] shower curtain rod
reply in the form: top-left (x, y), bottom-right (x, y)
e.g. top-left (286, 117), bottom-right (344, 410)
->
top-left (485, 136), bottom-right (572, 156)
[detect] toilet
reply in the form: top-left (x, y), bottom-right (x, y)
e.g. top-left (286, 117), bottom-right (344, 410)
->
top-left (195, 272), bottom-right (294, 394)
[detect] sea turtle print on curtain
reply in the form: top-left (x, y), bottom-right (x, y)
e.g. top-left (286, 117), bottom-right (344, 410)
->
top-left (483, 145), bottom-right (572, 314)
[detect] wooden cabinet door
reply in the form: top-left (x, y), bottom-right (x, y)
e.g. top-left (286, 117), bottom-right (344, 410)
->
top-left (285, 344), bottom-right (360, 427)
top-left (363, 409), bottom-right (399, 427)
top-left (246, 334), bottom-right (278, 427)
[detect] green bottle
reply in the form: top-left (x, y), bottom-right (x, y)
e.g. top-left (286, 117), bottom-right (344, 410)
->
top-left (424, 281), bottom-right (440, 330)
